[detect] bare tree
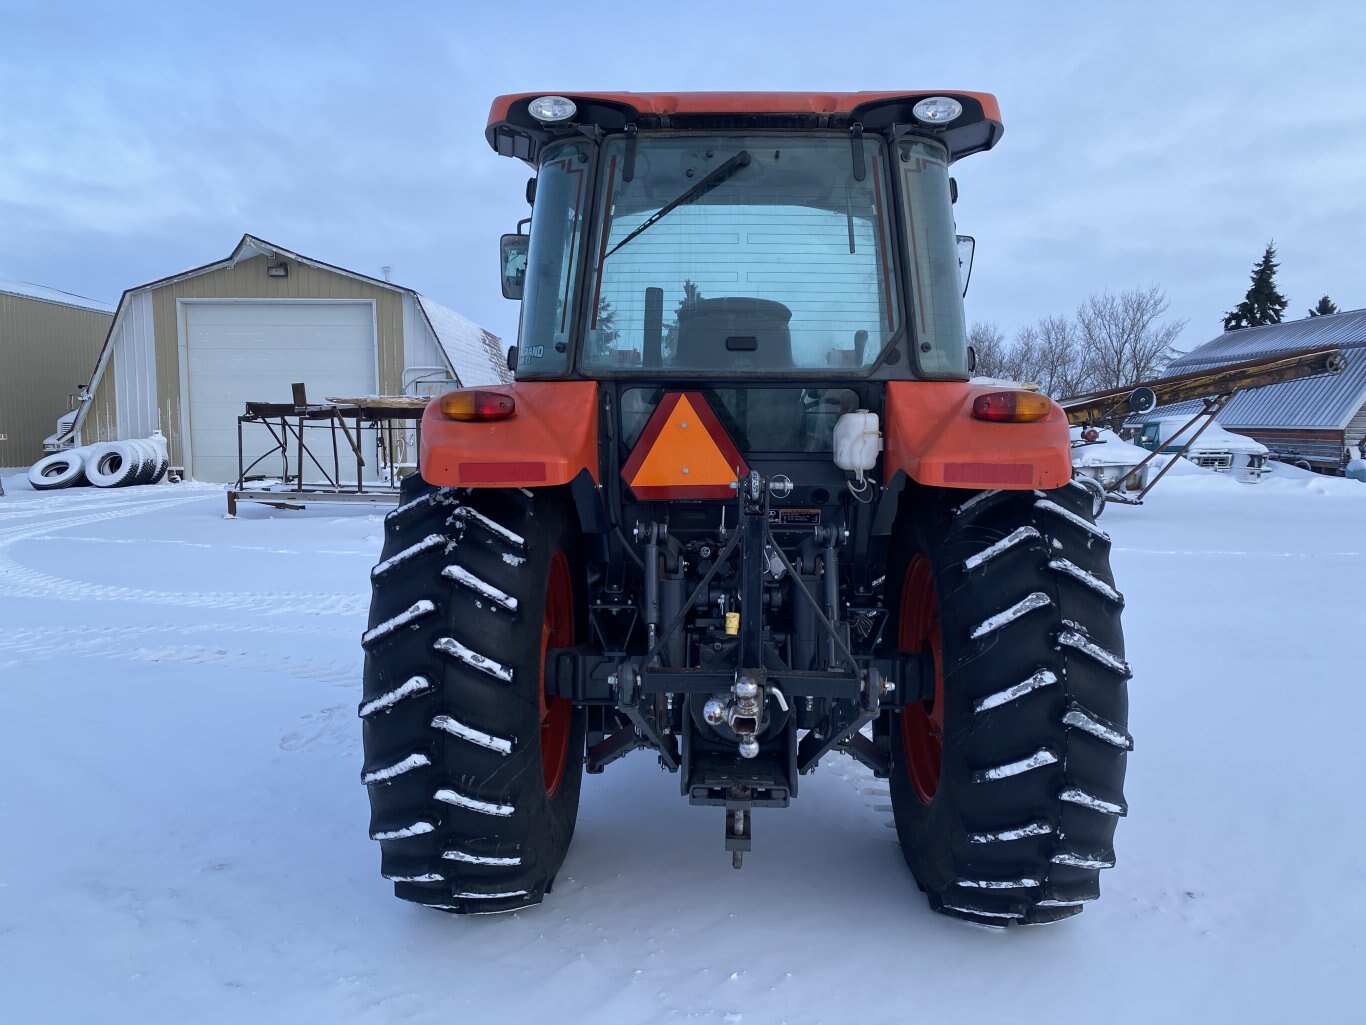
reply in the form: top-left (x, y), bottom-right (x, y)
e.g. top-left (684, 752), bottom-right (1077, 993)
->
top-left (973, 284), bottom-right (1185, 400)
top-left (1076, 286), bottom-right (1185, 391)
top-left (1004, 315), bottom-right (1087, 397)
top-left (967, 322), bottom-right (1010, 378)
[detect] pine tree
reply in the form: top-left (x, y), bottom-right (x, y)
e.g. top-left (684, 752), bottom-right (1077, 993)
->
top-left (661, 280), bottom-right (702, 360)
top-left (1307, 295), bottom-right (1339, 318)
top-left (1223, 242), bottom-right (1289, 330)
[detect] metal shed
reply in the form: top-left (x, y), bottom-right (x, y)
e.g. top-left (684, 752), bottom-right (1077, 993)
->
top-left (0, 282), bottom-right (114, 467)
top-left (1130, 309), bottom-right (1366, 472)
top-left (71, 235), bottom-right (508, 483)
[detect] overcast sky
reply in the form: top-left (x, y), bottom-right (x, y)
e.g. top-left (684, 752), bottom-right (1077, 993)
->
top-left (3, 0), bottom-right (1363, 359)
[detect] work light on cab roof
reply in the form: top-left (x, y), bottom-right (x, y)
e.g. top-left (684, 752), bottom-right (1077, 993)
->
top-left (912, 95), bottom-right (962, 124)
top-left (527, 95), bottom-right (576, 124)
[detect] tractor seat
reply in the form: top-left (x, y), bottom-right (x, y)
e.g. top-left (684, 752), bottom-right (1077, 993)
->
top-left (673, 297), bottom-right (793, 371)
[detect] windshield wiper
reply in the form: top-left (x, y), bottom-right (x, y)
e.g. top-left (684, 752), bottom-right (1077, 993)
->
top-left (604, 150), bottom-right (751, 260)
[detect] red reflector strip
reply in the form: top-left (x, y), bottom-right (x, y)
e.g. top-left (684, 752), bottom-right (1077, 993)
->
top-left (459, 461), bottom-right (548, 483)
top-left (943, 462), bottom-right (1034, 485)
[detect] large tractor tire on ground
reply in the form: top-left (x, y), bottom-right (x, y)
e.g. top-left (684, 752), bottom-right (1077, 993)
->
top-left (126, 440), bottom-right (158, 485)
top-left (27, 451), bottom-right (88, 490)
top-left (84, 441), bottom-right (143, 488)
top-left (887, 480), bottom-right (1131, 926)
top-left (360, 475), bottom-right (587, 914)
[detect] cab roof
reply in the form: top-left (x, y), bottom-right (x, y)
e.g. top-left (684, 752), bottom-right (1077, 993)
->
top-left (487, 91), bottom-right (1003, 165)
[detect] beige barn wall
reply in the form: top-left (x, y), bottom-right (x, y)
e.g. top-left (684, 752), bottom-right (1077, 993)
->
top-left (0, 293), bottom-right (111, 465)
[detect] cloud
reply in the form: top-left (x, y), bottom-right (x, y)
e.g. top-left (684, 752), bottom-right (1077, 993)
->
top-left (2, 0), bottom-right (1364, 352)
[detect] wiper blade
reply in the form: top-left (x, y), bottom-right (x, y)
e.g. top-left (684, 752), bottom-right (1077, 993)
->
top-left (604, 149), bottom-right (751, 260)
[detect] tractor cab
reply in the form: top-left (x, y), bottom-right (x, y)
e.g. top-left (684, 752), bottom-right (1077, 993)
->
top-left (494, 92), bottom-right (1000, 384)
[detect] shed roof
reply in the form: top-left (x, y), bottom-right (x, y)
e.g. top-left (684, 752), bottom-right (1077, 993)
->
top-left (0, 279), bottom-right (115, 314)
top-left (1165, 308), bottom-right (1366, 373)
top-left (1135, 310), bottom-right (1366, 431)
top-left (124, 235), bottom-right (407, 298)
top-left (415, 295), bottom-right (510, 387)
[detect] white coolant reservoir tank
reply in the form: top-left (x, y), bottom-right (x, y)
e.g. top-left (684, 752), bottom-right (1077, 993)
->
top-left (833, 410), bottom-right (882, 484)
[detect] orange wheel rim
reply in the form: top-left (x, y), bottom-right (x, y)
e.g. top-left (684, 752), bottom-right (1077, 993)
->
top-left (898, 554), bottom-right (944, 804)
top-left (539, 550), bottom-right (574, 797)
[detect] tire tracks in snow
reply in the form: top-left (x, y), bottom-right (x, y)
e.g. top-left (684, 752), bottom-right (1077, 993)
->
top-left (0, 622), bottom-right (360, 687)
top-left (0, 490), bottom-right (367, 615)
top-left (0, 488), bottom-right (161, 524)
top-left (823, 751), bottom-right (897, 827)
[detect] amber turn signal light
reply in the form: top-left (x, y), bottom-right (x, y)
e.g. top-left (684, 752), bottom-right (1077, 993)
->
top-left (437, 389), bottom-right (516, 421)
top-left (970, 390), bottom-right (1053, 423)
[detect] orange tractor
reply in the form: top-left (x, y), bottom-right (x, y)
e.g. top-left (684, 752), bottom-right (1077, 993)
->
top-left (361, 92), bottom-right (1130, 925)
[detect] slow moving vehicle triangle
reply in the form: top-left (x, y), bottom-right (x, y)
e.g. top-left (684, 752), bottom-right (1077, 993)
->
top-left (622, 391), bottom-right (749, 500)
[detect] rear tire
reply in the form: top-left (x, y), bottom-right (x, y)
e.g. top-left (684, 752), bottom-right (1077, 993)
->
top-left (887, 484), bottom-right (1131, 926)
top-left (360, 475), bottom-right (587, 914)
top-left (1073, 474), bottom-right (1107, 518)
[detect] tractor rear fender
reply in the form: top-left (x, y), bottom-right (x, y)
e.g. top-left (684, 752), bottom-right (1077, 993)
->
top-left (420, 381), bottom-right (600, 489)
top-left (882, 381), bottom-right (1072, 490)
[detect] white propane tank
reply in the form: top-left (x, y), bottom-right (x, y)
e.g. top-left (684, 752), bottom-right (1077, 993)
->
top-left (833, 410), bottom-right (882, 482)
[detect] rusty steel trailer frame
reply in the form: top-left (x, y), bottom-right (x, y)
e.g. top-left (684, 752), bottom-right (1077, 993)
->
top-left (226, 388), bottom-right (430, 515)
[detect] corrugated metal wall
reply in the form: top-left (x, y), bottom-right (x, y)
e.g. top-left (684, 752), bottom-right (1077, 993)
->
top-left (0, 293), bottom-right (111, 465)
top-left (84, 255), bottom-right (404, 467)
top-left (113, 291), bottom-right (157, 438)
top-left (1345, 402), bottom-right (1366, 452)
top-left (401, 293), bottom-right (457, 394)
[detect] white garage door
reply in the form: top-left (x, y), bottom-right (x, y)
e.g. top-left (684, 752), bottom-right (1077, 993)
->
top-left (184, 301), bottom-right (376, 483)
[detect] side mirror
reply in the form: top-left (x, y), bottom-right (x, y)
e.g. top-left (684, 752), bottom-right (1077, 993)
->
top-left (500, 234), bottom-right (529, 300)
top-left (955, 235), bottom-right (975, 297)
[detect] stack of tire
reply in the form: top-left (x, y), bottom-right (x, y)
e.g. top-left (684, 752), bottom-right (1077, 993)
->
top-left (27, 436), bottom-right (170, 492)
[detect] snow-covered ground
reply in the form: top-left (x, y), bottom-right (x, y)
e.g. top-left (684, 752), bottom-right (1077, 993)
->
top-left (1, 465), bottom-right (1362, 1024)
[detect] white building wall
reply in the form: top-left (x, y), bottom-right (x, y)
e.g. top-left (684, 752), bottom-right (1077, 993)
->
top-left (113, 290), bottom-right (158, 437)
top-left (401, 294), bottom-right (456, 396)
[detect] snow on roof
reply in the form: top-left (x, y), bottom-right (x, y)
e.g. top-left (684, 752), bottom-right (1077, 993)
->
top-left (0, 280), bottom-right (115, 314)
top-left (416, 295), bottom-right (510, 387)
top-left (1167, 308), bottom-right (1366, 372)
top-left (1133, 310), bottom-right (1366, 431)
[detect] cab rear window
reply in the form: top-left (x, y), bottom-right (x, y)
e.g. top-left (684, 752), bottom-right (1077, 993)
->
top-left (621, 387), bottom-right (858, 452)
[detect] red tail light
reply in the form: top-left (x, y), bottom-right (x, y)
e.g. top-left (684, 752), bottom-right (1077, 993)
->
top-left (437, 389), bottom-right (516, 422)
top-left (971, 390), bottom-right (1052, 423)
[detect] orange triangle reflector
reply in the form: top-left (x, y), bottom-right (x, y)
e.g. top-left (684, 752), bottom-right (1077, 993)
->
top-left (622, 392), bottom-right (749, 500)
